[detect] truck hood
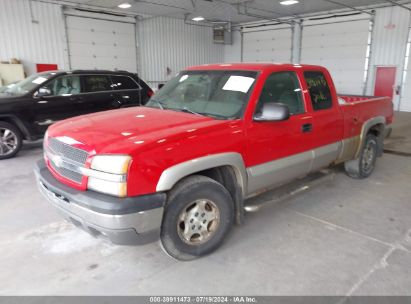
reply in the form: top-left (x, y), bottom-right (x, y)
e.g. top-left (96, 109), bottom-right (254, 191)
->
top-left (49, 107), bottom-right (234, 155)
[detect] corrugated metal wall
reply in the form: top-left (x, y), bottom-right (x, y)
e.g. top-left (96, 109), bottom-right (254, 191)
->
top-left (0, 0), bottom-right (68, 75)
top-left (137, 17), bottom-right (224, 88)
top-left (366, 6), bottom-right (411, 110)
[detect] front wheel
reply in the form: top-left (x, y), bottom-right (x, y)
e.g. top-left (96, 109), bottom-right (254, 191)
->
top-left (0, 122), bottom-right (23, 160)
top-left (344, 133), bottom-right (378, 179)
top-left (160, 175), bottom-right (234, 261)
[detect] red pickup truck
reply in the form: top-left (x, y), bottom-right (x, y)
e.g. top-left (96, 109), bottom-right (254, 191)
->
top-left (34, 63), bottom-right (393, 260)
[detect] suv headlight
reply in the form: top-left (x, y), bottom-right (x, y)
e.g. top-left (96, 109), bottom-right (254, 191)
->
top-left (87, 155), bottom-right (131, 197)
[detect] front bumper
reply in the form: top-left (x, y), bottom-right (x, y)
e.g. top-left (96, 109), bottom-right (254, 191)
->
top-left (34, 160), bottom-right (166, 245)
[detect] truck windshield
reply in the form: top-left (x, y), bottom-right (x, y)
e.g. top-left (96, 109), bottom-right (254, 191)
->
top-left (3, 73), bottom-right (54, 96)
top-left (146, 70), bottom-right (258, 119)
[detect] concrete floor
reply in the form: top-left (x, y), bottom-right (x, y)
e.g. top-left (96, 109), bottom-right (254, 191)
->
top-left (0, 128), bottom-right (411, 295)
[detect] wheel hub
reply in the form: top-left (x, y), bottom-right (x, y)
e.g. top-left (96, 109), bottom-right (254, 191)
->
top-left (177, 199), bottom-right (220, 245)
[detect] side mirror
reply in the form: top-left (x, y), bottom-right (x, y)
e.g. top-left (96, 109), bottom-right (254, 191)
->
top-left (35, 87), bottom-right (52, 98)
top-left (254, 102), bottom-right (290, 122)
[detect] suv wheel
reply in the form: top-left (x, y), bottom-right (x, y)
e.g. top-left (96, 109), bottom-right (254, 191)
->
top-left (160, 175), bottom-right (234, 261)
top-left (344, 133), bottom-right (378, 179)
top-left (0, 122), bottom-right (23, 160)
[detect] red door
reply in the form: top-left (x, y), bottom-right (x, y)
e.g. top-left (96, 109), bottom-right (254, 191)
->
top-left (374, 67), bottom-right (396, 98)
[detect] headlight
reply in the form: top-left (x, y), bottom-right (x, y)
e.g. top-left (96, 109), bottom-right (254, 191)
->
top-left (87, 155), bottom-right (131, 197)
top-left (90, 155), bottom-right (131, 174)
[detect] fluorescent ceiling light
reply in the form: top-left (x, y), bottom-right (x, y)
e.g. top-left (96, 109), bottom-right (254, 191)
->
top-left (279, 0), bottom-right (299, 5)
top-left (192, 16), bottom-right (205, 22)
top-left (118, 3), bottom-right (131, 9)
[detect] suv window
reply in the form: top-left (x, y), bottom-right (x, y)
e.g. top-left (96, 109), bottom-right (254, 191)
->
top-left (304, 71), bottom-right (333, 110)
top-left (257, 71), bottom-right (305, 115)
top-left (111, 75), bottom-right (140, 90)
top-left (45, 75), bottom-right (81, 96)
top-left (83, 75), bottom-right (112, 93)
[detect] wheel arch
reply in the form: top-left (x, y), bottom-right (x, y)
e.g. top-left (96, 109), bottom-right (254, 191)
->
top-left (355, 116), bottom-right (386, 158)
top-left (156, 153), bottom-right (247, 224)
top-left (0, 115), bottom-right (30, 140)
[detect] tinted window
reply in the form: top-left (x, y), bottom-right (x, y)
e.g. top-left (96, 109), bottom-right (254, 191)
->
top-left (83, 75), bottom-right (112, 93)
top-left (257, 71), bottom-right (304, 115)
top-left (111, 76), bottom-right (140, 90)
top-left (304, 71), bottom-right (332, 110)
top-left (45, 75), bottom-right (81, 96)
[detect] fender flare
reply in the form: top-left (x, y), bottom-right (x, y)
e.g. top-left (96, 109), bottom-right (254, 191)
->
top-left (355, 116), bottom-right (386, 158)
top-left (156, 152), bottom-right (248, 197)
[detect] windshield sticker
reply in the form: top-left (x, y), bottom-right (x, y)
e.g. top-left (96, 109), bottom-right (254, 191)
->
top-left (222, 76), bottom-right (255, 93)
top-left (32, 77), bottom-right (48, 85)
top-left (179, 75), bottom-right (189, 82)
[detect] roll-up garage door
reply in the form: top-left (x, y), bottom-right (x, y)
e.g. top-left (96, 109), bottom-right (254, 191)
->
top-left (65, 15), bottom-right (137, 72)
top-left (301, 18), bottom-right (370, 95)
top-left (242, 26), bottom-right (293, 63)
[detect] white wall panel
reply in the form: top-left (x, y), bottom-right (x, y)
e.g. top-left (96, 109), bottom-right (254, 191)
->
top-left (242, 27), bottom-right (292, 63)
top-left (137, 17), bottom-right (224, 88)
top-left (301, 18), bottom-right (370, 95)
top-left (224, 30), bottom-right (242, 63)
top-left (0, 0), bottom-right (67, 75)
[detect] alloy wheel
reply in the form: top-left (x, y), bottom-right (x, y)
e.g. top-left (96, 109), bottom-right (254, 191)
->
top-left (0, 128), bottom-right (18, 156)
top-left (177, 199), bottom-right (221, 245)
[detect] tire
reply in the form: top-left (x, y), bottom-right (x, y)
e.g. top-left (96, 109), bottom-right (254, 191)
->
top-left (0, 122), bottom-right (23, 160)
top-left (160, 175), bottom-right (234, 261)
top-left (344, 133), bottom-right (378, 179)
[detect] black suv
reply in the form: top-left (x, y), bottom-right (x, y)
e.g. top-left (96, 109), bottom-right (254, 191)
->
top-left (0, 70), bottom-right (153, 159)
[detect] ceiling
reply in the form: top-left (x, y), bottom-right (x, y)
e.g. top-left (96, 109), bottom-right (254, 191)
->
top-left (56, 0), bottom-right (411, 23)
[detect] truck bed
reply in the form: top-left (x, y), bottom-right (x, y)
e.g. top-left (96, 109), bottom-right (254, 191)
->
top-left (338, 94), bottom-right (393, 140)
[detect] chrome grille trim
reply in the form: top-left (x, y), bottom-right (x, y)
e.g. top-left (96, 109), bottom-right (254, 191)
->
top-left (49, 157), bottom-right (83, 184)
top-left (48, 137), bottom-right (88, 165)
top-left (45, 138), bottom-right (126, 184)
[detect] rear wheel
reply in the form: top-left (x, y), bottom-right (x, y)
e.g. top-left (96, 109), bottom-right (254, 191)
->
top-left (344, 133), bottom-right (378, 179)
top-left (160, 175), bottom-right (234, 261)
top-left (0, 122), bottom-right (22, 160)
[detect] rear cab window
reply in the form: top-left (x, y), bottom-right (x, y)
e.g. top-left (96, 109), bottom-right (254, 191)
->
top-left (303, 71), bottom-right (333, 111)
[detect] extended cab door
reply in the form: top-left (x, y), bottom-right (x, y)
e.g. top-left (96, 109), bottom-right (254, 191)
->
top-left (33, 74), bottom-right (85, 134)
top-left (246, 70), bottom-right (314, 195)
top-left (301, 69), bottom-right (344, 172)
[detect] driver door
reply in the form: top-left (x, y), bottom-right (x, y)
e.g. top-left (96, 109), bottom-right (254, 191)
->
top-left (246, 71), bottom-right (314, 195)
top-left (33, 75), bottom-right (84, 134)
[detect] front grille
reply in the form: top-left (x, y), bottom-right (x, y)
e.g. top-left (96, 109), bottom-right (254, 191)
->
top-left (49, 158), bottom-right (83, 184)
top-left (47, 137), bottom-right (89, 184)
top-left (48, 137), bottom-right (88, 165)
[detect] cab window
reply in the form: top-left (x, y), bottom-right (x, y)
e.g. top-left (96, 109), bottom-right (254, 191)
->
top-left (304, 71), bottom-right (333, 110)
top-left (257, 71), bottom-right (305, 115)
top-left (45, 75), bottom-right (81, 96)
top-left (83, 75), bottom-right (112, 93)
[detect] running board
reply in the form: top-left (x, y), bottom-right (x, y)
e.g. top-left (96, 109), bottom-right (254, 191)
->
top-left (244, 169), bottom-right (336, 213)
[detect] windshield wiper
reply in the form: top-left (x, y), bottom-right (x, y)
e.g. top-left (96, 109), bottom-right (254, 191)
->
top-left (180, 107), bottom-right (202, 116)
top-left (150, 98), bottom-right (166, 110)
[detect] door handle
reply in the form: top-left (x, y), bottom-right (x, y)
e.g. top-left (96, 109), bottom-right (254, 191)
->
top-left (302, 123), bottom-right (313, 133)
top-left (37, 100), bottom-right (48, 104)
